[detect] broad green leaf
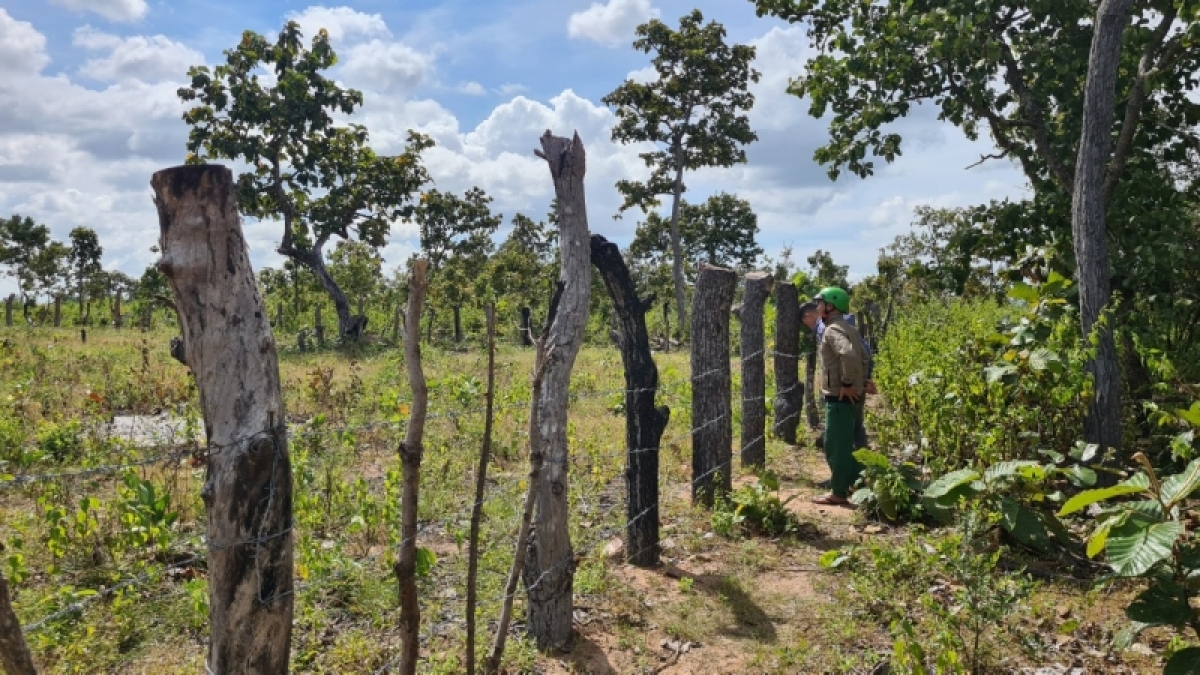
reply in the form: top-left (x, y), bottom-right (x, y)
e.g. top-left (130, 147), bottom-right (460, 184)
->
top-left (984, 460), bottom-right (1041, 484)
top-left (1177, 402), bottom-right (1200, 427)
top-left (1007, 281), bottom-right (1038, 304)
top-left (999, 498), bottom-right (1056, 554)
top-left (1106, 520), bottom-right (1184, 577)
top-left (1027, 347), bottom-right (1059, 371)
top-left (1161, 457), bottom-right (1200, 506)
top-left (1059, 466), bottom-right (1097, 488)
top-left (984, 364), bottom-right (1016, 383)
top-left (924, 469), bottom-right (980, 499)
top-left (852, 449), bottom-right (890, 469)
top-left (1125, 581), bottom-right (1191, 627)
top-left (415, 547), bottom-right (436, 578)
top-left (1086, 521), bottom-right (1111, 558)
top-left (818, 548), bottom-right (851, 569)
top-left (1113, 621), bottom-right (1154, 650)
top-left (1165, 647), bottom-right (1200, 675)
top-left (1058, 484), bottom-right (1148, 516)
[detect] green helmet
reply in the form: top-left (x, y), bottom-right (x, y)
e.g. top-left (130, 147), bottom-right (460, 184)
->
top-left (815, 286), bottom-right (850, 313)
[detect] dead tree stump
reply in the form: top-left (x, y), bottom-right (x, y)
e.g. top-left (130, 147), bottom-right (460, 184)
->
top-left (691, 263), bottom-right (737, 506)
top-left (4, 295), bottom-right (12, 327)
top-left (524, 131), bottom-right (591, 651)
top-left (314, 305), bottom-right (325, 347)
top-left (737, 271), bottom-right (772, 468)
top-left (152, 164), bottom-right (292, 674)
top-left (591, 234), bottom-right (670, 567)
top-left (519, 306), bottom-right (533, 346)
top-left (0, 551), bottom-right (36, 675)
top-left (53, 295), bottom-right (61, 327)
top-left (773, 281), bottom-right (802, 444)
top-left (113, 290), bottom-right (122, 329)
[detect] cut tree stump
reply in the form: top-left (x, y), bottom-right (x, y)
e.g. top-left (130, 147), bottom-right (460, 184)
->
top-left (591, 234), bottom-right (669, 567)
top-left (773, 281), bottom-right (802, 444)
top-left (737, 271), bottom-right (772, 468)
top-left (691, 263), bottom-right (737, 506)
top-left (524, 131), bottom-right (591, 651)
top-left (152, 164), bottom-right (292, 674)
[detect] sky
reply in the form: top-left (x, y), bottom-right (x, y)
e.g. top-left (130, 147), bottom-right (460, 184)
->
top-left (0, 0), bottom-right (1031, 292)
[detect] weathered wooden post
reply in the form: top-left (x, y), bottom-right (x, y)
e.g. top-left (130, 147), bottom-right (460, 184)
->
top-left (113, 290), bottom-right (122, 329)
top-left (524, 131), bottom-right (591, 651)
top-left (519, 306), bottom-right (533, 346)
top-left (395, 259), bottom-right (429, 675)
top-left (314, 304), bottom-right (325, 347)
top-left (152, 164), bottom-right (292, 674)
top-left (773, 281), bottom-right (802, 444)
top-left (4, 295), bottom-right (12, 327)
top-left (737, 271), bottom-right (772, 468)
top-left (53, 295), bottom-right (61, 327)
top-left (0, 547), bottom-right (37, 675)
top-left (591, 234), bottom-right (670, 567)
top-left (662, 301), bottom-right (670, 352)
top-left (691, 263), bottom-right (737, 506)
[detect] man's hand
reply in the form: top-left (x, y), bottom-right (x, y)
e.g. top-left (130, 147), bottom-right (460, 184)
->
top-left (864, 380), bottom-right (878, 395)
top-left (838, 386), bottom-right (860, 403)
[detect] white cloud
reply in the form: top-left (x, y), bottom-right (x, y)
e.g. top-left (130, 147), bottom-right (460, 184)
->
top-left (496, 83), bottom-right (528, 96)
top-left (74, 27), bottom-right (204, 83)
top-left (458, 81), bottom-right (486, 96)
top-left (568, 0), bottom-right (658, 47)
top-left (341, 40), bottom-right (430, 94)
top-left (286, 6), bottom-right (390, 43)
top-left (49, 0), bottom-right (147, 22)
top-left (0, 10), bottom-right (50, 75)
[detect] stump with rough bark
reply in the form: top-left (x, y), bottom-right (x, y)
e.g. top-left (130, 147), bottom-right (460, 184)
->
top-left (691, 263), bottom-right (737, 506)
top-left (773, 281), bottom-right (802, 444)
top-left (4, 295), bottom-right (11, 327)
top-left (591, 234), bottom-right (669, 567)
top-left (737, 271), bottom-right (772, 468)
top-left (524, 131), bottom-right (591, 651)
top-left (152, 164), bottom-right (293, 674)
top-left (0, 552), bottom-right (36, 675)
top-left (519, 306), bottom-right (533, 346)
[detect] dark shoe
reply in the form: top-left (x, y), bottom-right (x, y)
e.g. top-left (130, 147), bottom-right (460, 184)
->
top-left (815, 479), bottom-right (831, 489)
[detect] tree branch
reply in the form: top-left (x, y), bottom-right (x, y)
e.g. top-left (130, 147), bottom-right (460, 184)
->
top-left (997, 40), bottom-right (1075, 190)
top-left (1104, 4), bottom-right (1178, 202)
top-left (965, 151), bottom-right (1010, 169)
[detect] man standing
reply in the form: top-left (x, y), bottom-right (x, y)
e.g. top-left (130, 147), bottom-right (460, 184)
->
top-left (801, 301), bottom-right (875, 450)
top-left (810, 287), bottom-right (868, 506)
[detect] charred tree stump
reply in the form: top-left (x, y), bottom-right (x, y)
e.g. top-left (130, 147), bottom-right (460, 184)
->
top-left (773, 281), bottom-right (802, 444)
top-left (395, 259), bottom-right (429, 675)
top-left (691, 263), bottom-right (737, 506)
top-left (524, 131), bottom-right (591, 652)
top-left (591, 234), bottom-right (670, 567)
top-left (52, 296), bottom-right (61, 327)
top-left (4, 295), bottom-right (12, 327)
top-left (0, 547), bottom-right (37, 675)
top-left (452, 305), bottom-right (463, 343)
top-left (113, 290), bottom-right (122, 329)
top-left (519, 306), bottom-right (533, 346)
top-left (314, 305), bottom-right (325, 347)
top-left (737, 271), bottom-right (772, 468)
top-left (152, 164), bottom-right (292, 674)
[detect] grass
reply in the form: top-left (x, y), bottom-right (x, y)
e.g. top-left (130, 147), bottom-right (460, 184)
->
top-left (0, 324), bottom-right (1169, 673)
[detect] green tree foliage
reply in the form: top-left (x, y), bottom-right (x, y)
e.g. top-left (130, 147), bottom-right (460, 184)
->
top-left (68, 227), bottom-right (103, 317)
top-left (603, 9), bottom-right (760, 331)
top-left (414, 187), bottom-right (501, 341)
top-left (327, 240), bottom-right (382, 309)
top-left (0, 215), bottom-right (67, 314)
top-left (486, 213), bottom-right (555, 303)
top-left (882, 206), bottom-right (1006, 300)
top-left (177, 21), bottom-right (432, 337)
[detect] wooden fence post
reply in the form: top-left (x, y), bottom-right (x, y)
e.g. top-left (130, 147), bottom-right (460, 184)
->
top-left (4, 295), bottom-right (12, 327)
top-left (519, 306), bottom-right (533, 346)
top-left (395, 259), bottom-right (429, 675)
top-left (524, 131), bottom-right (591, 652)
top-left (737, 271), bottom-right (772, 468)
top-left (152, 164), bottom-right (292, 674)
top-left (773, 281), bottom-right (802, 444)
top-left (691, 263), bottom-right (737, 506)
top-left (591, 235), bottom-right (669, 567)
top-left (53, 295), bottom-right (61, 327)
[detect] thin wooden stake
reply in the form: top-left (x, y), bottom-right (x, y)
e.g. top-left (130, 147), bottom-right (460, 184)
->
top-left (466, 303), bottom-right (496, 674)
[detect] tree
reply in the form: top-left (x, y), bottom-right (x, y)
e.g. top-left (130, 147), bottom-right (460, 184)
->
top-left (629, 193), bottom-right (762, 271)
top-left (178, 21), bottom-right (432, 338)
top-left (805, 249), bottom-right (848, 291)
top-left (0, 215), bottom-right (64, 316)
top-left (68, 226), bottom-right (103, 319)
top-left (486, 213), bottom-right (556, 302)
top-left (751, 0), bottom-right (1200, 456)
top-left (881, 207), bottom-right (1006, 300)
top-left (603, 9), bottom-right (760, 333)
top-left (327, 239), bottom-right (383, 313)
top-left (414, 187), bottom-right (501, 341)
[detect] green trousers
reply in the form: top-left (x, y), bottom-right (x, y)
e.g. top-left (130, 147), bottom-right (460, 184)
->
top-left (824, 400), bottom-right (862, 498)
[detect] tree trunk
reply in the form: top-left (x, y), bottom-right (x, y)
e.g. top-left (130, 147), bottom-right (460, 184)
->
top-left (275, 302), bottom-right (283, 330)
top-left (4, 295), bottom-right (12, 327)
top-left (662, 301), bottom-right (670, 353)
top-left (395, 259), bottom-right (429, 675)
top-left (392, 298), bottom-right (403, 343)
top-left (691, 263), bottom-right (737, 507)
top-left (1072, 0), bottom-right (1134, 466)
top-left (113, 290), bottom-right (122, 329)
top-left (453, 305), bottom-right (463, 343)
top-left (0, 559), bottom-right (37, 675)
top-left (737, 272), bottom-right (772, 468)
top-left (591, 234), bottom-right (670, 567)
top-left (52, 296), bottom-right (61, 328)
top-left (466, 304), bottom-right (496, 675)
top-left (524, 131), bottom-right (591, 651)
top-left (773, 281), bottom-right (802, 444)
top-left (282, 243), bottom-right (361, 339)
top-left (667, 140), bottom-right (688, 336)
top-left (519, 306), bottom-right (533, 346)
top-left (152, 164), bottom-right (292, 674)
top-left (314, 304), bottom-right (325, 347)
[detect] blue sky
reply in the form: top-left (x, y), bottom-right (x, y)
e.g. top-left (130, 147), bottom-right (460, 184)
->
top-left (0, 0), bottom-right (1029, 293)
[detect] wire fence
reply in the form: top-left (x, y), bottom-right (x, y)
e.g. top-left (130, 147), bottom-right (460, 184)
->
top-left (1, 339), bottom-right (820, 673)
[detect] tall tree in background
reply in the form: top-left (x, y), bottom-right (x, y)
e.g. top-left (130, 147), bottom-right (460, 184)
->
top-left (68, 226), bottom-right (103, 319)
top-left (0, 214), bottom-right (65, 317)
top-left (414, 188), bottom-right (501, 341)
top-left (751, 0), bottom-right (1200, 458)
top-left (603, 9), bottom-right (760, 334)
top-left (327, 239), bottom-right (383, 314)
top-left (178, 21), bottom-right (432, 338)
top-left (487, 213), bottom-right (556, 302)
